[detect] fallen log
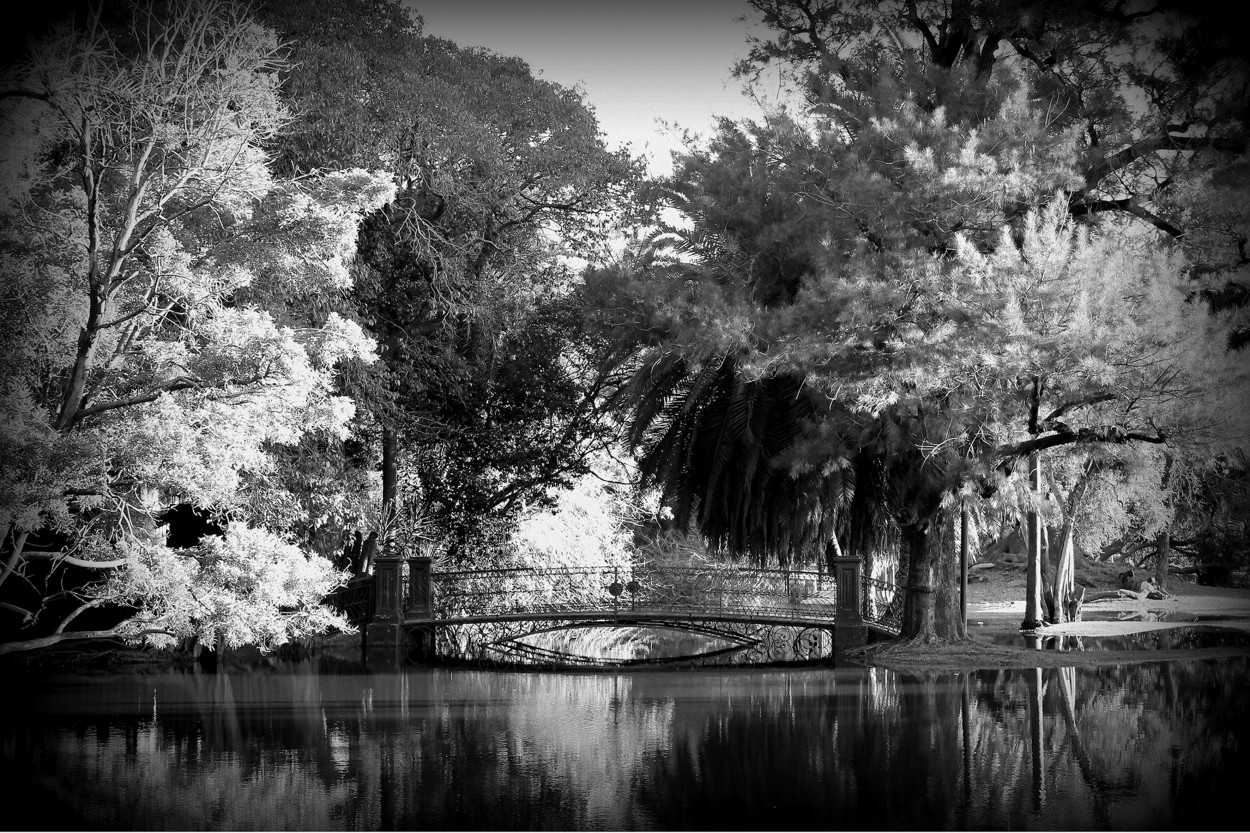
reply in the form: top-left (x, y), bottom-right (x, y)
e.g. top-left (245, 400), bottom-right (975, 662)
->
top-left (1085, 589), bottom-right (1143, 603)
top-left (1084, 580), bottom-right (1171, 604)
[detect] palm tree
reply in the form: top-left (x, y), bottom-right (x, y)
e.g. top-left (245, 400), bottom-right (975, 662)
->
top-left (604, 122), bottom-right (880, 570)
top-left (619, 350), bottom-right (842, 566)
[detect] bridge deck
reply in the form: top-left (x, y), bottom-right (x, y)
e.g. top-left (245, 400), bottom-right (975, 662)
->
top-left (408, 608), bottom-right (845, 629)
top-left (336, 563), bottom-right (906, 653)
top-left (404, 609), bottom-right (900, 638)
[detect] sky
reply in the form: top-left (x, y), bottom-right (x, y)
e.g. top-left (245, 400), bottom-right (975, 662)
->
top-left (402, 0), bottom-right (778, 176)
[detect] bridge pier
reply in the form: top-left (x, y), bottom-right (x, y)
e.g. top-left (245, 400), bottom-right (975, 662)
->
top-left (832, 554), bottom-right (867, 656)
top-left (365, 555), bottom-right (437, 663)
top-left (365, 556), bottom-right (404, 663)
top-left (406, 555), bottom-right (435, 662)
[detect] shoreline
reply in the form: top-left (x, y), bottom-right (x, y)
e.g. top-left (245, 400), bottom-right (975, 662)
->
top-left (857, 570), bottom-right (1250, 671)
top-left (6, 571), bottom-right (1249, 675)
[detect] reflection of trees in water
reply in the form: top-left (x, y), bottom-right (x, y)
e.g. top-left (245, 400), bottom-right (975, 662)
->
top-left (933, 660), bottom-right (1247, 829)
top-left (29, 729), bottom-right (344, 830)
top-left (621, 673), bottom-right (875, 827)
top-left (4, 666), bottom-right (350, 829)
top-left (500, 624), bottom-right (733, 663)
top-left (501, 673), bottom-right (673, 827)
top-left (8, 668), bottom-right (676, 830)
top-left (631, 661), bottom-right (1249, 829)
top-left (301, 670), bottom-right (676, 829)
top-left (3, 660), bottom-right (1247, 829)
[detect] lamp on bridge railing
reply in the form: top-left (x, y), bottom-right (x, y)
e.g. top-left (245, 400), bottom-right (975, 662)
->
top-left (608, 571), bottom-right (625, 612)
top-left (607, 572), bottom-right (642, 614)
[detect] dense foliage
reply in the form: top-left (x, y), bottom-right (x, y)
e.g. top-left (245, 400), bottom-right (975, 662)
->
top-left (254, 0), bottom-right (643, 565)
top-left (590, 0), bottom-right (1250, 639)
top-left (0, 0), bottom-right (643, 654)
top-left (0, 0), bottom-right (399, 653)
top-left (2, 0), bottom-right (1247, 656)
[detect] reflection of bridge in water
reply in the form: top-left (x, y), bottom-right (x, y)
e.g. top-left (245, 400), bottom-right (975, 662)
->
top-left (335, 556), bottom-right (905, 666)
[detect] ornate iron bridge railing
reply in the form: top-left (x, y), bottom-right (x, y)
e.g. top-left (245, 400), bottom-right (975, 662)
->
top-left (436, 616), bottom-right (838, 667)
top-left (863, 575), bottom-right (906, 634)
top-left (327, 574), bottom-right (374, 627)
top-left (429, 565), bottom-right (838, 623)
top-left (420, 565), bottom-right (854, 665)
top-left (336, 558), bottom-right (906, 666)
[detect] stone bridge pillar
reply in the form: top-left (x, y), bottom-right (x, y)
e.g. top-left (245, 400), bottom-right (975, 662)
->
top-left (832, 554), bottom-right (867, 656)
top-left (405, 555), bottom-right (433, 618)
top-left (366, 556), bottom-right (404, 662)
top-left (406, 555), bottom-right (434, 661)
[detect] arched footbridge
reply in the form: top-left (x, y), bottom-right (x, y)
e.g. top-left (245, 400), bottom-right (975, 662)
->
top-left (332, 556), bottom-right (905, 667)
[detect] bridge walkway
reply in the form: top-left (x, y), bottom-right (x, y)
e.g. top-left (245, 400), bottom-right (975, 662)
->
top-left (333, 558), bottom-right (905, 666)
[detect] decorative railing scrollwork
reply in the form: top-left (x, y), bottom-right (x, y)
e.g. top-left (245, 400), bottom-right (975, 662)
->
top-left (862, 575), bottom-right (905, 634)
top-left (336, 559), bottom-right (905, 665)
top-left (431, 565), bottom-right (838, 623)
top-left (434, 617), bottom-right (836, 667)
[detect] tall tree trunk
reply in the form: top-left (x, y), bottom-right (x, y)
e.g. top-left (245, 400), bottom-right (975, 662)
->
top-left (900, 507), bottom-right (962, 641)
top-left (901, 524), bottom-right (935, 639)
top-left (1049, 528), bottom-right (1077, 623)
top-left (1154, 528), bottom-right (1170, 592)
top-left (959, 504), bottom-right (968, 630)
top-left (380, 423), bottom-right (400, 557)
top-left (1155, 450), bottom-right (1174, 592)
top-left (359, 531), bottom-right (378, 575)
top-left (1022, 452), bottom-right (1045, 630)
top-left (0, 529), bottom-right (29, 593)
top-left (54, 291), bottom-right (110, 431)
top-left (1047, 463), bottom-right (1092, 624)
top-left (934, 509), bottom-right (962, 638)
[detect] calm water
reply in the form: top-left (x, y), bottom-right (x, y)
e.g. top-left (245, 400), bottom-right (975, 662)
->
top-left (2, 658), bottom-right (1248, 830)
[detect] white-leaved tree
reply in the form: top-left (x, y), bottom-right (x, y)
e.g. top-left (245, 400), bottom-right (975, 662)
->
top-left (594, 0), bottom-right (1250, 643)
top-left (953, 206), bottom-right (1248, 622)
top-left (0, 0), bottom-right (394, 654)
top-left (780, 200), bottom-right (1250, 631)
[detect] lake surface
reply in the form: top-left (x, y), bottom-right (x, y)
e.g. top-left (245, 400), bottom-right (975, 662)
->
top-left (2, 657), bottom-right (1248, 830)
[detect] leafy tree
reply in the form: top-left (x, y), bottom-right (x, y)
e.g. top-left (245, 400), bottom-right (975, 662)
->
top-left (737, 4), bottom-right (1249, 616)
top-left (407, 293), bottom-right (626, 553)
top-left (0, 0), bottom-right (394, 654)
top-left (586, 121), bottom-right (845, 567)
top-left (254, 0), bottom-right (644, 563)
top-left (739, 0), bottom-right (1249, 238)
top-left (510, 458), bottom-right (639, 572)
top-left (594, 0), bottom-right (1249, 640)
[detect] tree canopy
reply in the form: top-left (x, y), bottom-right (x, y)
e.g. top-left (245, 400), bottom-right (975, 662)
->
top-left (2, 0), bottom-right (1247, 656)
top-left (589, 0), bottom-right (1250, 639)
top-left (255, 0), bottom-right (644, 564)
top-left (0, 0), bottom-right (393, 653)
